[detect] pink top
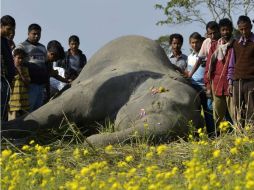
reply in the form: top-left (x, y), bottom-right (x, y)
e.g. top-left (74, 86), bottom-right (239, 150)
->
top-left (198, 38), bottom-right (211, 58)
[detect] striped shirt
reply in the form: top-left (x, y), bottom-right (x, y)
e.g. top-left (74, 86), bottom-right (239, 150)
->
top-left (9, 67), bottom-right (30, 111)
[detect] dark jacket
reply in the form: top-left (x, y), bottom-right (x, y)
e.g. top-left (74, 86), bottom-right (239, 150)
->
top-left (1, 36), bottom-right (15, 83)
top-left (56, 49), bottom-right (87, 80)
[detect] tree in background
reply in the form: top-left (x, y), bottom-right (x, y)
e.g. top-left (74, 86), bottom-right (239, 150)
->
top-left (155, 0), bottom-right (254, 26)
top-left (156, 35), bottom-right (171, 55)
top-left (155, 0), bottom-right (254, 54)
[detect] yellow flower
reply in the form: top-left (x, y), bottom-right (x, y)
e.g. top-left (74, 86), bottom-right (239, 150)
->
top-left (234, 138), bottom-right (242, 146)
top-left (213, 149), bottom-right (221, 158)
top-left (37, 159), bottom-right (44, 166)
top-left (29, 140), bottom-right (35, 144)
top-left (22, 145), bottom-right (30, 151)
top-left (171, 166), bottom-right (178, 175)
top-left (56, 149), bottom-right (62, 155)
top-left (1, 149), bottom-right (12, 159)
top-left (80, 167), bottom-right (90, 176)
top-left (73, 148), bottom-right (80, 160)
top-left (125, 155), bottom-right (134, 162)
top-left (250, 151), bottom-right (254, 158)
top-left (117, 161), bottom-right (128, 168)
top-left (146, 152), bottom-right (153, 159)
top-left (230, 147), bottom-right (238, 155)
top-left (39, 166), bottom-right (52, 175)
top-left (40, 179), bottom-right (47, 187)
top-left (146, 165), bottom-right (158, 174)
top-left (66, 181), bottom-right (79, 190)
top-left (246, 181), bottom-right (254, 189)
top-left (105, 145), bottom-right (113, 153)
top-left (157, 145), bottom-right (167, 155)
top-left (197, 128), bottom-right (202, 134)
top-left (83, 149), bottom-right (89, 156)
top-left (158, 86), bottom-right (166, 93)
top-left (219, 121), bottom-right (230, 132)
top-left (111, 182), bottom-right (121, 189)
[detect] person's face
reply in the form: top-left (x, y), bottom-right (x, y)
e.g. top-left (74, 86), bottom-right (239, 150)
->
top-left (238, 21), bottom-right (252, 39)
top-left (28, 29), bottom-right (41, 43)
top-left (189, 38), bottom-right (202, 53)
top-left (14, 55), bottom-right (24, 66)
top-left (207, 28), bottom-right (220, 41)
top-left (220, 26), bottom-right (232, 41)
top-left (8, 29), bottom-right (15, 40)
top-left (1, 25), bottom-right (15, 37)
top-left (69, 41), bottom-right (79, 52)
top-left (47, 51), bottom-right (58, 62)
top-left (171, 38), bottom-right (182, 53)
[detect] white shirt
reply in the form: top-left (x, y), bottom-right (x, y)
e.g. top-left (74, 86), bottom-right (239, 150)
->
top-left (50, 63), bottom-right (67, 91)
top-left (188, 51), bottom-right (205, 86)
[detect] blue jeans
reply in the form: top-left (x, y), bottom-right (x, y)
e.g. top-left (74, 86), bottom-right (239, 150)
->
top-left (28, 83), bottom-right (45, 112)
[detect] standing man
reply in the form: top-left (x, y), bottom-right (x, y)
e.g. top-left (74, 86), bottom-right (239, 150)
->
top-left (168, 33), bottom-right (188, 73)
top-left (16, 24), bottom-right (48, 112)
top-left (1, 15), bottom-right (16, 121)
top-left (228, 15), bottom-right (254, 127)
top-left (205, 18), bottom-right (234, 131)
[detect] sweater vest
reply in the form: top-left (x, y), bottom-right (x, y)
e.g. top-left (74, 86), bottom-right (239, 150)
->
top-left (233, 40), bottom-right (254, 80)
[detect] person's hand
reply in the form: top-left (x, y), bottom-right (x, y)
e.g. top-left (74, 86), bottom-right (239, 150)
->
top-left (187, 71), bottom-right (193, 78)
top-left (205, 87), bottom-right (212, 98)
top-left (207, 71), bottom-right (212, 82)
top-left (183, 71), bottom-right (189, 78)
top-left (228, 84), bottom-right (233, 96)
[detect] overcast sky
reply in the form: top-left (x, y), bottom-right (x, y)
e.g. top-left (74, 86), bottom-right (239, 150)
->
top-left (2, 0), bottom-right (253, 60)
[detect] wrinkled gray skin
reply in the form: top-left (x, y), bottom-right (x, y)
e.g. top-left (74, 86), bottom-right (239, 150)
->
top-left (2, 35), bottom-right (203, 146)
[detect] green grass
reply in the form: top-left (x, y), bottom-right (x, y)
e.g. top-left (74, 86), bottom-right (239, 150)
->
top-left (1, 122), bottom-right (254, 190)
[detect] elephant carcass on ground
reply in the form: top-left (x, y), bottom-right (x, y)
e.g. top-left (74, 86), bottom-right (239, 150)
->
top-left (2, 35), bottom-right (203, 146)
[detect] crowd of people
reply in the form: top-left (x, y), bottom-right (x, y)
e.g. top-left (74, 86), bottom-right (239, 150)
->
top-left (1, 14), bottom-right (253, 137)
top-left (1, 15), bottom-right (87, 121)
top-left (168, 15), bottom-right (254, 136)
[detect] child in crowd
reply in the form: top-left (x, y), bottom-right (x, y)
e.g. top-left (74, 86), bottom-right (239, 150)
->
top-left (187, 32), bottom-right (214, 136)
top-left (45, 40), bottom-right (71, 100)
top-left (8, 48), bottom-right (30, 120)
top-left (56, 35), bottom-right (87, 81)
top-left (205, 18), bottom-right (234, 131)
top-left (168, 33), bottom-right (188, 73)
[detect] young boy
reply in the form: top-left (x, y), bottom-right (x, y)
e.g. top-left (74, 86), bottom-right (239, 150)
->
top-left (8, 49), bottom-right (30, 120)
top-left (187, 32), bottom-right (214, 135)
top-left (168, 33), bottom-right (188, 73)
top-left (205, 18), bottom-right (234, 130)
top-left (228, 15), bottom-right (254, 126)
top-left (56, 35), bottom-right (87, 80)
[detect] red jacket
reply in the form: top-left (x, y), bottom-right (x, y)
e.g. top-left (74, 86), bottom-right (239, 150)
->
top-left (204, 40), bottom-right (232, 96)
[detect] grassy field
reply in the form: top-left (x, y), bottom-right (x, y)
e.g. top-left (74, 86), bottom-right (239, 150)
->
top-left (1, 122), bottom-right (254, 190)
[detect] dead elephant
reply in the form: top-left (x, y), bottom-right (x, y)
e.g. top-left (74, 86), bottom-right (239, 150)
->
top-left (2, 35), bottom-right (203, 146)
